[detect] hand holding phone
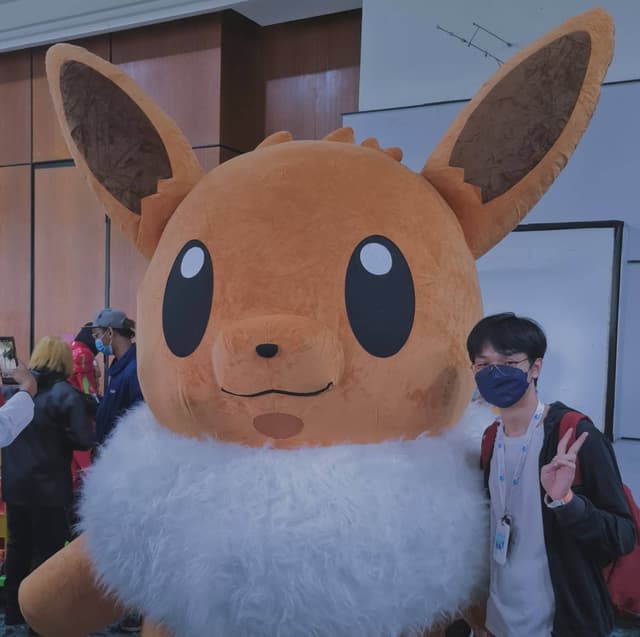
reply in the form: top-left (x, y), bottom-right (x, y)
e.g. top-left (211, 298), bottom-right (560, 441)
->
top-left (11, 361), bottom-right (37, 397)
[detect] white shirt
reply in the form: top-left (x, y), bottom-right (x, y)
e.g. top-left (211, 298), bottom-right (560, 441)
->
top-left (0, 391), bottom-right (34, 447)
top-left (486, 417), bottom-right (555, 637)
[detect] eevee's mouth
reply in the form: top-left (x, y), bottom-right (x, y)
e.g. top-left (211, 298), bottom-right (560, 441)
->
top-left (221, 382), bottom-right (333, 398)
top-left (253, 412), bottom-right (304, 439)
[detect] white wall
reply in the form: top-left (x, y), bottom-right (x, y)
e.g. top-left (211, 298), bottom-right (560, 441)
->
top-left (359, 0), bottom-right (640, 110)
top-left (476, 226), bottom-right (616, 433)
top-left (344, 81), bottom-right (640, 234)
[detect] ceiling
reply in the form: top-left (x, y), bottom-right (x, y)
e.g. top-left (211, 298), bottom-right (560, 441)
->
top-left (0, 0), bottom-right (362, 52)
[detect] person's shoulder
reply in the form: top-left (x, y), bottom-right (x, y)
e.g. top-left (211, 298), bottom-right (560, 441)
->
top-left (544, 401), bottom-right (603, 438)
top-left (547, 401), bottom-right (590, 424)
top-left (552, 403), bottom-right (610, 447)
top-left (543, 401), bottom-right (569, 430)
top-left (53, 379), bottom-right (83, 401)
top-left (124, 349), bottom-right (139, 373)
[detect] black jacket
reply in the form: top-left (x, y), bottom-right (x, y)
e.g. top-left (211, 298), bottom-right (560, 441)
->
top-left (1, 369), bottom-right (94, 507)
top-left (483, 402), bottom-right (636, 637)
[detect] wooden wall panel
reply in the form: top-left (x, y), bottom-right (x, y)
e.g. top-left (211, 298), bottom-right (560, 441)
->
top-left (0, 8), bottom-right (362, 359)
top-left (219, 147), bottom-right (241, 164)
top-left (112, 16), bottom-right (222, 148)
top-left (262, 10), bottom-right (361, 140)
top-left (220, 11), bottom-right (263, 153)
top-left (33, 166), bottom-right (106, 343)
top-left (108, 222), bottom-right (148, 322)
top-left (32, 36), bottom-right (110, 163)
top-left (0, 166), bottom-right (31, 361)
top-left (0, 50), bottom-right (31, 165)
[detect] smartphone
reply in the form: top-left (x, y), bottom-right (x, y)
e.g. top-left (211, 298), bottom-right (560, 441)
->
top-left (0, 336), bottom-right (18, 385)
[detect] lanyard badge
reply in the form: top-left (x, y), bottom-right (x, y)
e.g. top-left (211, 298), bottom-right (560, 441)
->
top-left (493, 515), bottom-right (511, 565)
top-left (492, 400), bottom-right (544, 565)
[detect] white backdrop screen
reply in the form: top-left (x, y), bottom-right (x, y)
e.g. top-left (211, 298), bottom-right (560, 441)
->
top-left (475, 226), bottom-right (617, 431)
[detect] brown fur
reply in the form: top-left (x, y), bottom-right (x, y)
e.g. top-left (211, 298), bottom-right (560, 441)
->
top-left (21, 9), bottom-right (613, 636)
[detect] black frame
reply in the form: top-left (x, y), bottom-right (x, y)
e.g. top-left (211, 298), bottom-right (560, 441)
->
top-left (512, 220), bottom-right (623, 441)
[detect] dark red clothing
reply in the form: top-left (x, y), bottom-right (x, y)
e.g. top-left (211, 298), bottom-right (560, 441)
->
top-left (69, 340), bottom-right (98, 396)
top-left (69, 340), bottom-right (98, 490)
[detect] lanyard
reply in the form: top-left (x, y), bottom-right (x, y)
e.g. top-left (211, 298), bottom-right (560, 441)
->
top-left (494, 400), bottom-right (545, 517)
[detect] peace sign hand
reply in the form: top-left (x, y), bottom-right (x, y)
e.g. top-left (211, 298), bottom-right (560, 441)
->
top-left (540, 429), bottom-right (588, 501)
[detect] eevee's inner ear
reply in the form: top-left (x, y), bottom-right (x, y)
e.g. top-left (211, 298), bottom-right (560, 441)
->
top-left (422, 9), bottom-right (614, 258)
top-left (450, 32), bottom-right (590, 204)
top-left (47, 44), bottom-right (203, 259)
top-left (61, 61), bottom-right (172, 215)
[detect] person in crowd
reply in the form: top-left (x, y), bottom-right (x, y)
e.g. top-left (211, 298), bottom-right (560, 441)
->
top-left (1, 337), bottom-right (93, 636)
top-left (69, 322), bottom-right (100, 396)
top-left (90, 308), bottom-right (143, 447)
top-left (67, 322), bottom-right (101, 536)
top-left (90, 309), bottom-right (143, 634)
top-left (468, 313), bottom-right (636, 637)
top-left (0, 362), bottom-right (37, 447)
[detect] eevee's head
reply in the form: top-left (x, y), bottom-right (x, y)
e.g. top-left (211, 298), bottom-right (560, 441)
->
top-left (46, 9), bottom-right (612, 447)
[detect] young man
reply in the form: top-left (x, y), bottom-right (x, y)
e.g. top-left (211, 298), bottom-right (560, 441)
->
top-left (90, 308), bottom-right (143, 635)
top-left (90, 308), bottom-right (143, 446)
top-left (467, 313), bottom-right (636, 637)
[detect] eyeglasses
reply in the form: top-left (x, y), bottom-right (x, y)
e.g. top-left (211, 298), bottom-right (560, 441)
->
top-left (472, 358), bottom-right (529, 373)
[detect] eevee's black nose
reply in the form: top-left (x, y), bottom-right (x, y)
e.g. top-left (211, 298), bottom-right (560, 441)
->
top-left (256, 343), bottom-right (279, 358)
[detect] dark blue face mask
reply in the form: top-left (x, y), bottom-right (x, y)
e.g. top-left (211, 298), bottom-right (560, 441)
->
top-left (474, 364), bottom-right (531, 408)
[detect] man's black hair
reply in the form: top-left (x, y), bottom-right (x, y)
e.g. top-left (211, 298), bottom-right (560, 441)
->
top-left (466, 312), bottom-right (547, 363)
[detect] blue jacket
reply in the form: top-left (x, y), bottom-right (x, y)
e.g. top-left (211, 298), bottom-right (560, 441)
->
top-left (95, 343), bottom-right (143, 444)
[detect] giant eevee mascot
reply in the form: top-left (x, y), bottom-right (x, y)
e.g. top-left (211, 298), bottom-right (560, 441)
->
top-left (20, 9), bottom-right (613, 637)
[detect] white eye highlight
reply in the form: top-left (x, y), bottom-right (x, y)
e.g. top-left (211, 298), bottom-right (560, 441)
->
top-left (180, 246), bottom-right (205, 279)
top-left (360, 242), bottom-right (393, 275)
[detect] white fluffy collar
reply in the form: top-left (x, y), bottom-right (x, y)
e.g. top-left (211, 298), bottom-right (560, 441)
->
top-left (80, 403), bottom-right (492, 637)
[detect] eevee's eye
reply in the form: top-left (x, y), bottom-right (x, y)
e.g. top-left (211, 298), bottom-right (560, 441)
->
top-left (163, 240), bottom-right (213, 357)
top-left (345, 235), bottom-right (415, 357)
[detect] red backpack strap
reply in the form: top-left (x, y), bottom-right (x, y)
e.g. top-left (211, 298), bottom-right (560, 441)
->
top-left (481, 421), bottom-right (499, 471)
top-left (0, 391), bottom-right (5, 408)
top-left (558, 411), bottom-right (587, 487)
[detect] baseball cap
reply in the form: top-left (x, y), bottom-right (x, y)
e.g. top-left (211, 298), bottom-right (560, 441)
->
top-left (90, 308), bottom-right (127, 329)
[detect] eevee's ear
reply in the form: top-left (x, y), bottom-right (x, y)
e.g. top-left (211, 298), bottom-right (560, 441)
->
top-left (46, 44), bottom-right (204, 259)
top-left (422, 9), bottom-right (613, 258)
